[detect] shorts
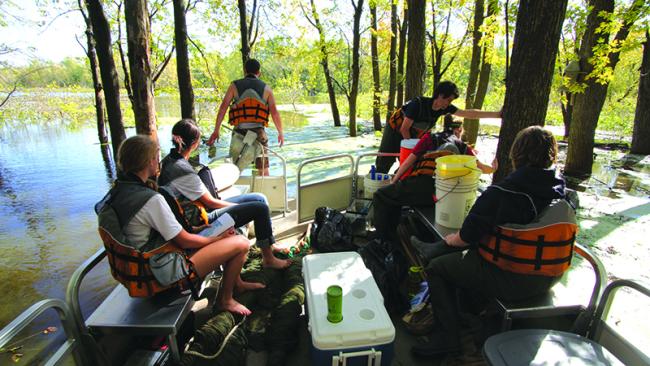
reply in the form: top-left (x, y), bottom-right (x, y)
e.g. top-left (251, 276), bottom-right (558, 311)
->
top-left (233, 127), bottom-right (269, 170)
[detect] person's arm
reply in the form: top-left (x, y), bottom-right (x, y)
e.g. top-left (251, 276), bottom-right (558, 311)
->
top-left (453, 109), bottom-right (502, 119)
top-left (477, 157), bottom-right (498, 174)
top-left (208, 84), bottom-right (236, 146)
top-left (399, 116), bottom-right (414, 139)
top-left (266, 88), bottom-right (284, 146)
top-left (172, 228), bottom-right (235, 249)
top-left (197, 191), bottom-right (235, 210)
top-left (390, 153), bottom-right (417, 183)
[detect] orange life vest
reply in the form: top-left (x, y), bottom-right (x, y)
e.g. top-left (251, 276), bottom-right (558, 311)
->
top-left (478, 196), bottom-right (578, 277)
top-left (98, 228), bottom-right (199, 298)
top-left (228, 97), bottom-right (270, 127)
top-left (387, 107), bottom-right (427, 138)
top-left (409, 150), bottom-right (454, 177)
top-left (95, 179), bottom-right (200, 298)
top-left (228, 76), bottom-right (270, 127)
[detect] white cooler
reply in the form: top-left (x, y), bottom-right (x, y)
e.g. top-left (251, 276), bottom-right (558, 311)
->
top-left (302, 252), bottom-right (395, 366)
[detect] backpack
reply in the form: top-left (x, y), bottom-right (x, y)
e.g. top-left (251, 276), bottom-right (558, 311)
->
top-left (197, 163), bottom-right (221, 199)
top-left (309, 207), bottom-right (355, 253)
top-left (358, 239), bottom-right (410, 315)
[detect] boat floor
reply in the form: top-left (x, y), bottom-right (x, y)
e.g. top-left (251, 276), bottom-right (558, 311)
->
top-left (231, 208), bottom-right (488, 366)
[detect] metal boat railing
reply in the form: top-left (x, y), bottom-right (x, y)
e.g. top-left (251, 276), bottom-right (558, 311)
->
top-left (0, 298), bottom-right (85, 365)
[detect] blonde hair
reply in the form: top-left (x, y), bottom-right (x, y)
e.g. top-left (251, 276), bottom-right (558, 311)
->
top-left (117, 135), bottom-right (159, 174)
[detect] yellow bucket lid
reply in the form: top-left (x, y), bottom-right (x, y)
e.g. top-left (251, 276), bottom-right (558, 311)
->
top-left (435, 155), bottom-right (477, 171)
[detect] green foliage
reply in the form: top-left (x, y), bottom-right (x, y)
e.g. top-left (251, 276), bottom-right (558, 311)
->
top-left (0, 0), bottom-right (642, 141)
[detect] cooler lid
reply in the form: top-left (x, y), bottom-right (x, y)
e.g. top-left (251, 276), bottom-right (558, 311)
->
top-left (302, 252), bottom-right (395, 350)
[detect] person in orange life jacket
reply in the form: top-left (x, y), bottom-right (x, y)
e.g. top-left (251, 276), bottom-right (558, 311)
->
top-left (409, 126), bottom-right (570, 357)
top-left (371, 115), bottom-right (496, 242)
top-left (159, 119), bottom-right (291, 270)
top-left (375, 81), bottom-right (501, 174)
top-left (112, 135), bottom-right (257, 316)
top-left (207, 59), bottom-right (284, 176)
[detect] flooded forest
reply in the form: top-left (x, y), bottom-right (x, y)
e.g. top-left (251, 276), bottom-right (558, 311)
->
top-left (0, 0), bottom-right (649, 361)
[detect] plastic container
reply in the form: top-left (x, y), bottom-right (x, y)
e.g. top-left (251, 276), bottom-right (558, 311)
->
top-left (399, 138), bottom-right (419, 179)
top-left (303, 252), bottom-right (395, 366)
top-left (434, 155), bottom-right (480, 229)
top-left (364, 173), bottom-right (390, 199)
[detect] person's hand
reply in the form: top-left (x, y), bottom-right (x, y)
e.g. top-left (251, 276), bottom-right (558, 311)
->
top-left (277, 132), bottom-right (284, 147)
top-left (192, 223), bottom-right (210, 233)
top-left (491, 157), bottom-right (499, 172)
top-left (207, 129), bottom-right (220, 146)
top-left (498, 108), bottom-right (503, 118)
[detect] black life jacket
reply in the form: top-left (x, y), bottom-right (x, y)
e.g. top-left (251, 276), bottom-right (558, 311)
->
top-left (159, 150), bottom-right (209, 227)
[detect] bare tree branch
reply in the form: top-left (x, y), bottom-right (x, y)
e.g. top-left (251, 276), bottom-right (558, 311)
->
top-left (75, 34), bottom-right (88, 54)
top-left (39, 9), bottom-right (79, 35)
top-left (152, 46), bottom-right (175, 84)
top-left (0, 85), bottom-right (17, 108)
top-left (187, 35), bottom-right (219, 92)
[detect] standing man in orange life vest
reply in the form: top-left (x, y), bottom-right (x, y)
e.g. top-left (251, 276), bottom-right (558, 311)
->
top-left (207, 59), bottom-right (284, 176)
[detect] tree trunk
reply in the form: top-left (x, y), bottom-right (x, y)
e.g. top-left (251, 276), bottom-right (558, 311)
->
top-left (405, 0), bottom-right (426, 101)
top-left (238, 0), bottom-right (250, 67)
top-left (565, 0), bottom-right (643, 176)
top-left (396, 3), bottom-right (408, 107)
top-left (493, 0), bottom-right (568, 183)
top-left (80, 3), bottom-right (108, 146)
top-left (348, 0), bottom-right (364, 137)
top-left (463, 0), bottom-right (485, 145)
top-left (125, 0), bottom-right (157, 141)
top-left (85, 0), bottom-right (125, 158)
top-left (561, 90), bottom-right (573, 138)
top-left (474, 0), bottom-right (497, 110)
top-left (631, 30), bottom-right (650, 155)
top-left (465, 0), bottom-right (484, 110)
top-left (465, 0), bottom-right (496, 145)
top-left (385, 1), bottom-right (398, 124)
top-left (370, 2), bottom-right (382, 131)
top-left (307, 0), bottom-right (340, 127)
top-left (173, 0), bottom-right (195, 120)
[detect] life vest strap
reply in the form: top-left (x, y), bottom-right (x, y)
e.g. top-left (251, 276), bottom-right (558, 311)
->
top-left (478, 243), bottom-right (573, 266)
top-left (492, 230), bottom-right (575, 247)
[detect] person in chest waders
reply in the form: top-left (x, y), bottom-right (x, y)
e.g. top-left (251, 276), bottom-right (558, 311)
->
top-left (207, 59), bottom-right (284, 176)
top-left (376, 81), bottom-right (501, 174)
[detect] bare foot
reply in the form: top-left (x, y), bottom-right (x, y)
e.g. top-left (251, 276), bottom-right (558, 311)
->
top-left (236, 279), bottom-right (266, 293)
top-left (263, 256), bottom-right (292, 269)
top-left (217, 298), bottom-right (252, 316)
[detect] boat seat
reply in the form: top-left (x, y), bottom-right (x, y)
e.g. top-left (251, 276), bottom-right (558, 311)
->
top-left (86, 284), bottom-right (194, 363)
top-left (410, 206), bottom-right (607, 334)
top-left (66, 248), bottom-right (204, 365)
top-left (484, 279), bottom-right (650, 365)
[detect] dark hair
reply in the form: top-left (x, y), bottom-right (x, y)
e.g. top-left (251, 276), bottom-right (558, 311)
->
top-left (118, 135), bottom-right (159, 174)
top-left (245, 59), bottom-right (261, 75)
top-left (432, 81), bottom-right (459, 100)
top-left (171, 119), bottom-right (201, 153)
top-left (443, 113), bottom-right (462, 131)
top-left (509, 126), bottom-right (558, 170)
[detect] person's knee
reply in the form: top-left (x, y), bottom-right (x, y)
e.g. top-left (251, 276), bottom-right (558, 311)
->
top-left (234, 235), bottom-right (250, 252)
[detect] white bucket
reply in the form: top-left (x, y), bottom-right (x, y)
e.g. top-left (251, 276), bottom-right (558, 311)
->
top-left (434, 155), bottom-right (480, 229)
top-left (364, 173), bottom-right (390, 199)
